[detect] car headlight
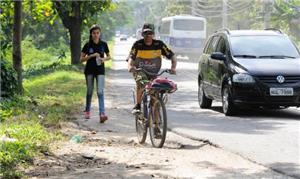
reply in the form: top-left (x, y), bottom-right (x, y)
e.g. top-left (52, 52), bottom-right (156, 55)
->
top-left (232, 74), bottom-right (255, 83)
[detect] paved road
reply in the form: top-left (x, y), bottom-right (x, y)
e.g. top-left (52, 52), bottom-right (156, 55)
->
top-left (113, 38), bottom-right (300, 178)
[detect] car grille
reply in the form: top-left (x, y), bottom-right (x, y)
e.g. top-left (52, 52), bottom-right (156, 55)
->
top-left (256, 76), bottom-right (300, 84)
top-left (268, 96), bottom-right (296, 102)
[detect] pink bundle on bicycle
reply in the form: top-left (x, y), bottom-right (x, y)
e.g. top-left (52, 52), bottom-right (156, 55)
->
top-left (146, 77), bottom-right (177, 93)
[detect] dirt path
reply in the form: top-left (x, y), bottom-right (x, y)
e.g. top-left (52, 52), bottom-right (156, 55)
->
top-left (25, 59), bottom-right (293, 179)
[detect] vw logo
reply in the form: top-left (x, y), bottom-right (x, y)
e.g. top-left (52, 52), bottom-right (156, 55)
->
top-left (276, 75), bottom-right (285, 84)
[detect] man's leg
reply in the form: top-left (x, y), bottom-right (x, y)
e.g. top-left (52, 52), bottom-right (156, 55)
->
top-left (132, 84), bottom-right (143, 113)
top-left (136, 85), bottom-right (143, 105)
top-left (132, 71), bottom-right (148, 114)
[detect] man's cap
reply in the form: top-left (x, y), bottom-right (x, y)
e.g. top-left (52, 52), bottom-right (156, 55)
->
top-left (142, 23), bottom-right (155, 33)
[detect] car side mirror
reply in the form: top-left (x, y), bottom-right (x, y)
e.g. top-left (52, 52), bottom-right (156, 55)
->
top-left (211, 52), bottom-right (226, 61)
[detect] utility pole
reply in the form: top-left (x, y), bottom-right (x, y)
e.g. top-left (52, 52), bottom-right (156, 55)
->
top-left (263, 0), bottom-right (273, 28)
top-left (191, 0), bottom-right (196, 16)
top-left (222, 0), bottom-right (228, 28)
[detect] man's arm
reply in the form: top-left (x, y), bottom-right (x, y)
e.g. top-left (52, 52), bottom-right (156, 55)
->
top-left (170, 55), bottom-right (177, 74)
top-left (127, 42), bottom-right (138, 72)
top-left (161, 41), bottom-right (177, 74)
top-left (128, 57), bottom-right (136, 72)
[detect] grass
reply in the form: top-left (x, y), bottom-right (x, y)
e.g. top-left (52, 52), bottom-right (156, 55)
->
top-left (0, 38), bottom-right (115, 178)
top-left (105, 39), bottom-right (114, 69)
top-left (0, 120), bottom-right (58, 178)
top-left (23, 70), bottom-right (86, 126)
top-left (0, 70), bottom-right (85, 178)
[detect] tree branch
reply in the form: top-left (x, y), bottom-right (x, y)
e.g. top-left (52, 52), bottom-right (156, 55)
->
top-left (53, 1), bottom-right (71, 29)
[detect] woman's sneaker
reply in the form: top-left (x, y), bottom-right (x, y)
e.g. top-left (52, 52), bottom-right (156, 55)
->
top-left (85, 111), bottom-right (90, 119)
top-left (100, 113), bottom-right (108, 123)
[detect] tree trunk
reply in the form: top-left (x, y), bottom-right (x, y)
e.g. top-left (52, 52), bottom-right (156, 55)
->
top-left (69, 20), bottom-right (81, 65)
top-left (13, 1), bottom-right (23, 94)
top-left (54, 2), bottom-right (82, 64)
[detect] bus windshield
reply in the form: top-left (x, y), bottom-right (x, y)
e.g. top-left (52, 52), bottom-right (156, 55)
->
top-left (173, 19), bottom-right (204, 31)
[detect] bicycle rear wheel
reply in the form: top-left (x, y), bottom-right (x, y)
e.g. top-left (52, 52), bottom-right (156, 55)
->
top-left (149, 98), bottom-right (167, 148)
top-left (135, 93), bottom-right (148, 144)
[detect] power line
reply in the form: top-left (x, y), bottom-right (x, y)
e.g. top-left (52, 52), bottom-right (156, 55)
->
top-left (190, 3), bottom-right (253, 18)
top-left (189, 0), bottom-right (253, 18)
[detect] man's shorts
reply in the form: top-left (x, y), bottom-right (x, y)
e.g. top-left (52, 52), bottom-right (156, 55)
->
top-left (133, 71), bottom-right (154, 90)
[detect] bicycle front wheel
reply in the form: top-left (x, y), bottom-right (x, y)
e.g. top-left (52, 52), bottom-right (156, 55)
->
top-left (149, 98), bottom-right (167, 148)
top-left (135, 94), bottom-right (148, 144)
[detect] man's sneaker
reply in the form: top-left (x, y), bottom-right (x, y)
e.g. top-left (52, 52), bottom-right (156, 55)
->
top-left (85, 111), bottom-right (90, 119)
top-left (132, 104), bottom-right (141, 114)
top-left (154, 127), bottom-right (162, 139)
top-left (100, 113), bottom-right (108, 123)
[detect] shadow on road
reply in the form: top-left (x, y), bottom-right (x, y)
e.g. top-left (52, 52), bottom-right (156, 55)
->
top-left (108, 67), bottom-right (300, 136)
top-left (269, 162), bottom-right (300, 179)
top-left (210, 105), bottom-right (300, 121)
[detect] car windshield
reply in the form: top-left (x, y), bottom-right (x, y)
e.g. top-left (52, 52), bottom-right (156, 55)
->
top-left (173, 19), bottom-right (204, 31)
top-left (230, 35), bottom-right (300, 58)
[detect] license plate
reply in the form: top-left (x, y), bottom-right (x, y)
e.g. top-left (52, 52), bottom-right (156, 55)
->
top-left (270, 88), bottom-right (294, 96)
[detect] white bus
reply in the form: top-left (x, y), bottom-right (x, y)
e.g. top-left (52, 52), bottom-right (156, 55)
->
top-left (136, 28), bottom-right (143, 40)
top-left (158, 15), bottom-right (207, 59)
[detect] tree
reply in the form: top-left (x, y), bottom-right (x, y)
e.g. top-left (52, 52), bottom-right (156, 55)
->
top-left (53, 1), bottom-right (112, 64)
top-left (0, 1), bottom-right (14, 53)
top-left (89, 2), bottom-right (133, 40)
top-left (13, 1), bottom-right (23, 93)
top-left (273, 0), bottom-right (300, 40)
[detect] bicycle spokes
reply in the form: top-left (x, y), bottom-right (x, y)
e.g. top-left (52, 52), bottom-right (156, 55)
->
top-left (149, 99), bottom-right (167, 148)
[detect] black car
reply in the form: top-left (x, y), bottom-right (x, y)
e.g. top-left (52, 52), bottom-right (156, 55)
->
top-left (120, 34), bottom-right (128, 41)
top-left (198, 29), bottom-right (300, 116)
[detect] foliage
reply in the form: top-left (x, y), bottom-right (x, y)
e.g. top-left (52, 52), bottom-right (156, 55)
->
top-left (128, 0), bottom-right (188, 30)
top-left (0, 69), bottom-right (85, 177)
top-left (0, 58), bottom-right (18, 99)
top-left (53, 1), bottom-right (113, 64)
top-left (0, 0), bottom-right (60, 50)
top-left (0, 120), bottom-right (54, 178)
top-left (86, 2), bottom-right (133, 41)
top-left (0, 1), bottom-right (14, 52)
top-left (22, 0), bottom-right (69, 49)
top-left (273, 0), bottom-right (300, 41)
top-left (53, 1), bottom-right (112, 28)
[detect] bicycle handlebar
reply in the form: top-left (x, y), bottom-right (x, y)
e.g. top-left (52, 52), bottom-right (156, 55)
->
top-left (135, 68), bottom-right (175, 76)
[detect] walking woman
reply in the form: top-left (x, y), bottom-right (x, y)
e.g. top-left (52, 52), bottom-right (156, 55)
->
top-left (80, 25), bottom-right (111, 123)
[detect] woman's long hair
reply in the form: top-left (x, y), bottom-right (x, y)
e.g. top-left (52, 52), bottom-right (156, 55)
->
top-left (89, 25), bottom-right (101, 44)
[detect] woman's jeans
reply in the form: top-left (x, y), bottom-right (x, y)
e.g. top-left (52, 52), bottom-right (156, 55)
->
top-left (85, 74), bottom-right (105, 114)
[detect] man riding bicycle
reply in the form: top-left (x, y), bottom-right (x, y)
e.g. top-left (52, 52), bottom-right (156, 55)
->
top-left (127, 23), bottom-right (177, 114)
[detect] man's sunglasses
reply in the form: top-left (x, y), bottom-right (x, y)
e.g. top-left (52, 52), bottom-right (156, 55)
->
top-left (143, 31), bottom-right (154, 36)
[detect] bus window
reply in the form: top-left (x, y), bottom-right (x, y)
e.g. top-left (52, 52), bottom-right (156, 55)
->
top-left (160, 21), bottom-right (171, 34)
top-left (173, 19), bottom-right (204, 31)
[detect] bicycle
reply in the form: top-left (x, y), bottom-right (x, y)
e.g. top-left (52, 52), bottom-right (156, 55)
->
top-left (132, 68), bottom-right (177, 148)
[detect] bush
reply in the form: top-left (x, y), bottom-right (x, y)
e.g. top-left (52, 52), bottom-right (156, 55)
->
top-left (0, 58), bottom-right (18, 98)
top-left (0, 121), bottom-right (52, 179)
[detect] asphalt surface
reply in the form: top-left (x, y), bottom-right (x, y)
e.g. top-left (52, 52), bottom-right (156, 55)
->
top-left (113, 37), bottom-right (300, 178)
